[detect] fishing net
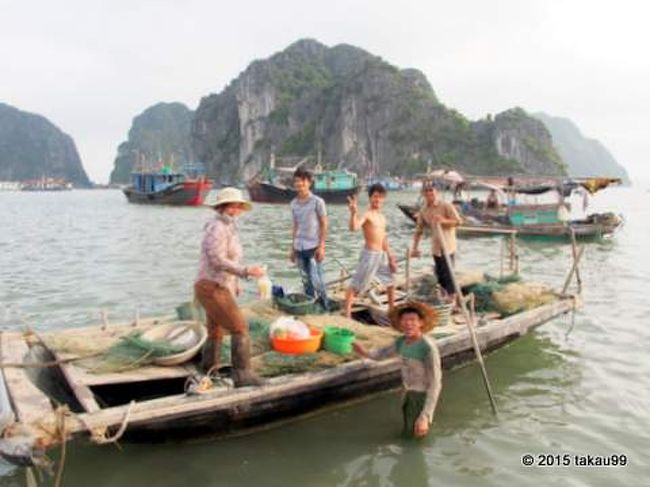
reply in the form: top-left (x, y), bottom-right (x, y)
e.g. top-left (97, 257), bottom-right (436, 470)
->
top-left (89, 332), bottom-right (187, 374)
top-left (466, 276), bottom-right (555, 316)
top-left (216, 317), bottom-right (273, 363)
top-left (90, 332), bottom-right (186, 374)
top-left (492, 283), bottom-right (556, 316)
top-left (467, 281), bottom-right (504, 313)
top-left (253, 350), bottom-right (351, 377)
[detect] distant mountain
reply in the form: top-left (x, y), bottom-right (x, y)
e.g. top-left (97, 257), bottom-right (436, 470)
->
top-left (191, 39), bottom-right (565, 182)
top-left (109, 102), bottom-right (194, 184)
top-left (0, 102), bottom-right (91, 187)
top-left (533, 112), bottom-right (630, 183)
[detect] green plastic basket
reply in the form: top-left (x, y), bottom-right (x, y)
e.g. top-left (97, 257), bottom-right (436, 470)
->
top-left (274, 293), bottom-right (318, 315)
top-left (323, 326), bottom-right (356, 355)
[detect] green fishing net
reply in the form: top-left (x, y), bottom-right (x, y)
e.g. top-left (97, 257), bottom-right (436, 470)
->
top-left (466, 274), bottom-right (553, 316)
top-left (89, 332), bottom-right (186, 373)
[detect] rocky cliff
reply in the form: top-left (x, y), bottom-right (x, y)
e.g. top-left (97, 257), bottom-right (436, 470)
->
top-left (0, 103), bottom-right (91, 186)
top-left (192, 39), bottom-right (565, 182)
top-left (533, 112), bottom-right (630, 183)
top-left (110, 102), bottom-right (194, 184)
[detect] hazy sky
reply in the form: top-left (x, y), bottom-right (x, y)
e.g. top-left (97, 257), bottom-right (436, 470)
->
top-left (2, 0), bottom-right (648, 183)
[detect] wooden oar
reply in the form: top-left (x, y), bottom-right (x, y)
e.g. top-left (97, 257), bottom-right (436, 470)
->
top-left (434, 223), bottom-right (498, 416)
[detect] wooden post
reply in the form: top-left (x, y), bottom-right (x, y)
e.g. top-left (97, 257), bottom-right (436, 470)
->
top-left (509, 233), bottom-right (516, 272)
top-left (562, 245), bottom-right (585, 295)
top-left (434, 223), bottom-right (498, 415)
top-left (569, 228), bottom-right (582, 294)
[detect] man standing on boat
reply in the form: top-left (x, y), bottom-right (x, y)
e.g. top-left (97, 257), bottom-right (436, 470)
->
top-left (343, 183), bottom-right (397, 318)
top-left (410, 183), bottom-right (462, 303)
top-left (290, 168), bottom-right (329, 310)
top-left (194, 188), bottom-right (266, 386)
top-left (353, 302), bottom-right (442, 438)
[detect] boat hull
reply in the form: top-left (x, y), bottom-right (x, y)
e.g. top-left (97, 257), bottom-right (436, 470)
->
top-left (0, 294), bottom-right (578, 465)
top-left (122, 180), bottom-right (212, 206)
top-left (397, 204), bottom-right (622, 241)
top-left (247, 181), bottom-right (360, 204)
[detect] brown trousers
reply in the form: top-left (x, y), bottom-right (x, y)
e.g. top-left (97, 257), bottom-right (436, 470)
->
top-left (194, 280), bottom-right (247, 341)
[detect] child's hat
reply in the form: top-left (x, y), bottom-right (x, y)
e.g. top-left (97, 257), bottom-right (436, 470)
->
top-left (388, 301), bottom-right (439, 333)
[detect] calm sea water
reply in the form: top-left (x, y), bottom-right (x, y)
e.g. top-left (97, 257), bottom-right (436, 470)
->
top-left (0, 187), bottom-right (648, 486)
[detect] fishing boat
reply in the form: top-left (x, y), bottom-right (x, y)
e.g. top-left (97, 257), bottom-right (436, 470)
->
top-left (122, 163), bottom-right (213, 206)
top-left (0, 181), bottom-right (22, 191)
top-left (247, 160), bottom-right (360, 204)
top-left (21, 177), bottom-right (72, 191)
top-left (398, 176), bottom-right (623, 241)
top-left (0, 258), bottom-right (582, 468)
top-left (366, 176), bottom-right (404, 191)
top-left (398, 203), bottom-right (622, 241)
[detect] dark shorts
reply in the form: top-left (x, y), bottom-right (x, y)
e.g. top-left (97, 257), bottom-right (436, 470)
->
top-left (434, 254), bottom-right (454, 295)
top-left (402, 390), bottom-right (427, 438)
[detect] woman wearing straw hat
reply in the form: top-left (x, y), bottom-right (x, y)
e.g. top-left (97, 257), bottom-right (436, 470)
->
top-left (353, 302), bottom-right (442, 438)
top-left (194, 187), bottom-right (266, 386)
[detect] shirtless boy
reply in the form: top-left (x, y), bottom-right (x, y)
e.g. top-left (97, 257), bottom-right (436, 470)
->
top-left (343, 184), bottom-right (397, 318)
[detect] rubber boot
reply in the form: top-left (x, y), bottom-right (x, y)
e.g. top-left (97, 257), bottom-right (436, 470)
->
top-left (200, 337), bottom-right (221, 374)
top-left (231, 334), bottom-right (265, 387)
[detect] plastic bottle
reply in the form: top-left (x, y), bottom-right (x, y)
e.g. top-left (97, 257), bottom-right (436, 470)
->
top-left (257, 266), bottom-right (272, 300)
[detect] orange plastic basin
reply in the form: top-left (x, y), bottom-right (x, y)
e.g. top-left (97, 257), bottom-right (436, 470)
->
top-left (271, 328), bottom-right (323, 355)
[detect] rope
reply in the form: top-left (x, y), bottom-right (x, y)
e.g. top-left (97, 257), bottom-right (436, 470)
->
top-left (77, 400), bottom-right (136, 445)
top-left (54, 406), bottom-right (69, 487)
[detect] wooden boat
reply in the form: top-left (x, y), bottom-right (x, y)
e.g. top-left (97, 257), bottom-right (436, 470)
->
top-left (0, 271), bottom-right (580, 467)
top-left (398, 174), bottom-right (624, 241)
top-left (122, 166), bottom-right (213, 206)
top-left (397, 204), bottom-right (623, 241)
top-left (21, 177), bottom-right (72, 191)
top-left (247, 166), bottom-right (360, 204)
top-left (366, 177), bottom-right (404, 191)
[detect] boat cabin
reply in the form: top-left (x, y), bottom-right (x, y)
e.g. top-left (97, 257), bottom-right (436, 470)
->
top-left (130, 172), bottom-right (185, 193)
top-left (313, 170), bottom-right (357, 191)
top-left (507, 204), bottom-right (565, 226)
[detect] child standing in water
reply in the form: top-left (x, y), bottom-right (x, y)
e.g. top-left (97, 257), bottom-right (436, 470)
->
top-left (343, 183), bottom-right (397, 318)
top-left (353, 302), bottom-right (442, 438)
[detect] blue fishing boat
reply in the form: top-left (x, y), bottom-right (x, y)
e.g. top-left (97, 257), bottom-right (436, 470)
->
top-left (122, 163), bottom-right (213, 206)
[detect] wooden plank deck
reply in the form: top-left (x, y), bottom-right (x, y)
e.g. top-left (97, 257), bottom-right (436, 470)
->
top-left (57, 297), bottom-right (576, 436)
top-left (0, 331), bottom-right (54, 423)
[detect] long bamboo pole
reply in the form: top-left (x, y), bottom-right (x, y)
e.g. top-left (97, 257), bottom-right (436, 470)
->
top-left (562, 245), bottom-right (585, 295)
top-left (434, 223), bottom-right (498, 416)
top-left (569, 228), bottom-right (583, 294)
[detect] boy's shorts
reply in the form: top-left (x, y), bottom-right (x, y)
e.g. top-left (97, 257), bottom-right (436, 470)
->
top-left (402, 390), bottom-right (428, 438)
top-left (350, 249), bottom-right (394, 292)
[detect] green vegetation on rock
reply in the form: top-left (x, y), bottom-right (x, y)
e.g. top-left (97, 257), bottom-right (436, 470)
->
top-left (109, 102), bottom-right (194, 184)
top-left (0, 102), bottom-right (91, 186)
top-left (190, 40), bottom-right (566, 181)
